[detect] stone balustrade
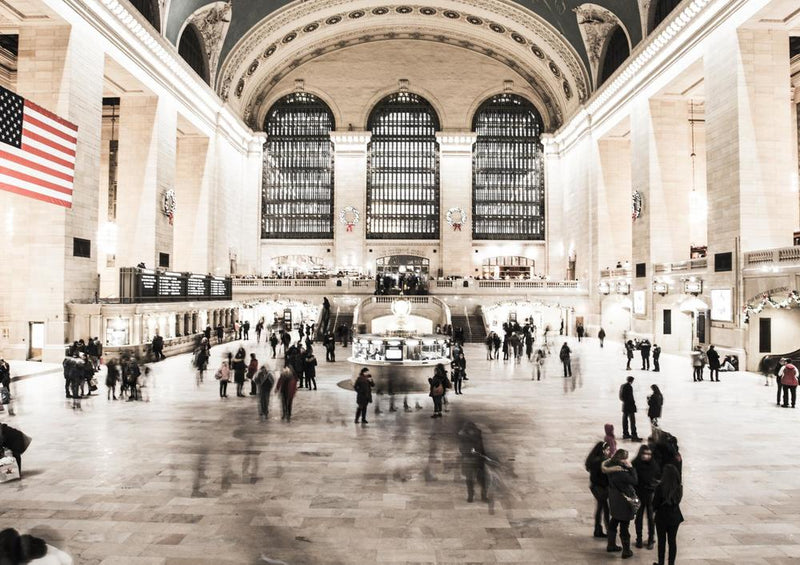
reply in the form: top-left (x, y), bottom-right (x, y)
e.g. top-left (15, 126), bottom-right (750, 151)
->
top-left (744, 246), bottom-right (800, 267)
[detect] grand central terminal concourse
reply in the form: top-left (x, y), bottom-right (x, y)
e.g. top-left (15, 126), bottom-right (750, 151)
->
top-left (1, 0), bottom-right (800, 563)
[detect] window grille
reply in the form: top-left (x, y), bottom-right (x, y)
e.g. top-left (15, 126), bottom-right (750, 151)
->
top-left (262, 93), bottom-right (335, 239)
top-left (367, 92), bottom-right (440, 239)
top-left (472, 94), bottom-right (544, 240)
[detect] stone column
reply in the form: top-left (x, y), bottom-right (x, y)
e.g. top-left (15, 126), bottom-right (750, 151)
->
top-left (116, 95), bottom-right (177, 269)
top-left (596, 138), bottom-right (632, 271)
top-left (541, 134), bottom-right (564, 278)
top-left (705, 27), bottom-right (798, 254)
top-left (240, 135), bottom-right (266, 274)
top-left (175, 313), bottom-right (183, 337)
top-left (173, 134), bottom-right (212, 272)
top-left (436, 133), bottom-right (476, 277)
top-left (330, 132), bottom-right (370, 271)
top-left (0, 23), bottom-right (104, 361)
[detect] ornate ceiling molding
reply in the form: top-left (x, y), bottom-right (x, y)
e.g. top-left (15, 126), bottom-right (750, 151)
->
top-left (637, 0), bottom-right (652, 38)
top-left (217, 1), bottom-right (591, 130)
top-left (184, 0), bottom-right (231, 87)
top-left (574, 3), bottom-right (626, 88)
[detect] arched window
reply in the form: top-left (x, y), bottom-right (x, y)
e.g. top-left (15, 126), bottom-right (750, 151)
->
top-left (651, 0), bottom-right (682, 32)
top-left (262, 93), bottom-right (335, 239)
top-left (178, 24), bottom-right (208, 84)
top-left (472, 94), bottom-right (544, 240)
top-left (599, 26), bottom-right (630, 85)
top-left (129, 0), bottom-right (160, 33)
top-left (367, 92), bottom-right (440, 239)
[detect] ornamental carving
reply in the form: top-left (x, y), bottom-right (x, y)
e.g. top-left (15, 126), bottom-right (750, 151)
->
top-left (574, 4), bottom-right (625, 87)
top-left (217, 1), bottom-right (590, 108)
top-left (162, 189), bottom-right (177, 225)
top-left (187, 0), bottom-right (232, 86)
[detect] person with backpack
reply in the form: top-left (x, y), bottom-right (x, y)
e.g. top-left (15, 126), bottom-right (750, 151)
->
top-left (602, 449), bottom-right (639, 558)
top-left (215, 360), bottom-right (230, 398)
top-left (653, 464), bottom-right (684, 565)
top-left (585, 441), bottom-right (611, 539)
top-left (428, 364), bottom-right (450, 418)
top-left (354, 368), bottom-right (374, 424)
top-left (559, 342), bottom-right (572, 378)
top-left (778, 358), bottom-right (798, 408)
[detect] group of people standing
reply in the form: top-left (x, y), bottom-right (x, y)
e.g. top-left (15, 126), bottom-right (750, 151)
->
top-left (587, 427), bottom-right (684, 564)
top-left (624, 339), bottom-right (661, 372)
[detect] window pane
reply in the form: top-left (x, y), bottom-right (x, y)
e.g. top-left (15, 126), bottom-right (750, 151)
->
top-left (472, 94), bottom-right (544, 240)
top-left (367, 92), bottom-right (440, 239)
top-left (262, 93), bottom-right (335, 239)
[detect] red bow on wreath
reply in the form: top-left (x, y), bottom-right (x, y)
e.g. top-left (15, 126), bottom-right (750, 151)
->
top-left (346, 223), bottom-right (354, 232)
top-left (452, 223), bottom-right (462, 231)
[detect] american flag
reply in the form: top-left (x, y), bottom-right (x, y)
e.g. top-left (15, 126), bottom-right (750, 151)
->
top-left (0, 85), bottom-right (78, 208)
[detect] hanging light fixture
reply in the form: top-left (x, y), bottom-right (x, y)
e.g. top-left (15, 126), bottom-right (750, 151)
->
top-left (688, 99), bottom-right (707, 223)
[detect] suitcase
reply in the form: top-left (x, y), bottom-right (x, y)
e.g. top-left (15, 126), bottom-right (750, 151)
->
top-left (0, 455), bottom-right (20, 482)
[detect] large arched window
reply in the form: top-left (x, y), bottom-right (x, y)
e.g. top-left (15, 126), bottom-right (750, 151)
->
top-left (129, 0), bottom-right (160, 32)
top-left (262, 93), bottom-right (335, 239)
top-left (367, 92), bottom-right (440, 239)
top-left (178, 24), bottom-right (208, 84)
top-left (472, 94), bottom-right (544, 240)
top-left (651, 0), bottom-right (682, 32)
top-left (599, 26), bottom-right (630, 85)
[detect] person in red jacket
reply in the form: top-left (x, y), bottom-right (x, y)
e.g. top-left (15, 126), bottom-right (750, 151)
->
top-left (778, 358), bottom-right (798, 408)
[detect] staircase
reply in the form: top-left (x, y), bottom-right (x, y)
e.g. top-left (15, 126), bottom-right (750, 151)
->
top-left (451, 312), bottom-right (487, 343)
top-left (331, 311), bottom-right (354, 335)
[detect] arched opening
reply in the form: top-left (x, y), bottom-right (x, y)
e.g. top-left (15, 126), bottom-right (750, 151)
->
top-left (178, 24), bottom-right (209, 84)
top-left (650, 0), bottom-right (682, 32)
top-left (599, 26), bottom-right (630, 85)
top-left (128, 0), bottom-right (160, 33)
top-left (367, 92), bottom-right (440, 240)
top-left (262, 93), bottom-right (335, 239)
top-left (375, 255), bottom-right (430, 295)
top-left (472, 93), bottom-right (544, 240)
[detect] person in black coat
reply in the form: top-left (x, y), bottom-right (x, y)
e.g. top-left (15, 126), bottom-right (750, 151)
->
top-left (303, 349), bottom-right (318, 390)
top-left (620, 376), bottom-right (641, 441)
top-left (0, 528), bottom-right (47, 563)
top-left (706, 345), bottom-right (720, 382)
top-left (647, 385), bottom-right (663, 427)
top-left (428, 364), bottom-right (450, 418)
top-left (585, 441), bottom-right (610, 538)
top-left (354, 368), bottom-right (374, 424)
top-left (458, 421), bottom-right (487, 503)
top-left (625, 341), bottom-right (634, 370)
top-left (653, 464), bottom-right (684, 565)
top-left (602, 449), bottom-right (638, 558)
top-left (632, 444), bottom-right (661, 549)
top-left (0, 422), bottom-right (31, 477)
top-left (652, 344), bottom-right (661, 372)
top-left (640, 339), bottom-right (651, 370)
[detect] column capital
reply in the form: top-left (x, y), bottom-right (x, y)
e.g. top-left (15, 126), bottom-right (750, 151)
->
top-left (248, 132), bottom-right (267, 153)
top-left (540, 133), bottom-right (561, 157)
top-left (330, 131), bottom-right (371, 153)
top-left (436, 132), bottom-right (477, 154)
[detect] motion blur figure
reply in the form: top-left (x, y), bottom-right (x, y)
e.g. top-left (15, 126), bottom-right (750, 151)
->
top-left (458, 421), bottom-right (487, 504)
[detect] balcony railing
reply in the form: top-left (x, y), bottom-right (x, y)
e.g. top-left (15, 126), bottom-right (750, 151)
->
top-left (232, 277), bottom-right (585, 295)
top-left (745, 246), bottom-right (800, 267)
top-left (600, 268), bottom-right (632, 278)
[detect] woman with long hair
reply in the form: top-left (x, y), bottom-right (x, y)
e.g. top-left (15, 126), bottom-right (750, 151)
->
top-left (647, 385), bottom-right (663, 427)
top-left (632, 444), bottom-right (660, 550)
top-left (652, 464), bottom-right (683, 565)
top-left (585, 441), bottom-right (610, 538)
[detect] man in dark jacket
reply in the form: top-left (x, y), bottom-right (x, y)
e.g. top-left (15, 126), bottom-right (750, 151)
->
top-left (602, 449), bottom-right (639, 558)
top-left (620, 376), bottom-right (641, 441)
top-left (640, 338), bottom-right (651, 370)
top-left (706, 345), bottom-right (720, 382)
top-left (652, 344), bottom-right (661, 372)
top-left (151, 332), bottom-right (165, 361)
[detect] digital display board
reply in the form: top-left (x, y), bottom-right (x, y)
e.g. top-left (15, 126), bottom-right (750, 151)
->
top-left (120, 268), bottom-right (232, 303)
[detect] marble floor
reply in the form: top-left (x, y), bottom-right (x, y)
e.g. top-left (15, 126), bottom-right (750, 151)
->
top-left (1, 338), bottom-right (798, 565)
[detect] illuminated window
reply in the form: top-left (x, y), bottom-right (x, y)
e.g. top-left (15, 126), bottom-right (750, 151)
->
top-left (472, 94), bottom-right (544, 240)
top-left (367, 92), bottom-right (440, 239)
top-left (262, 93), bottom-right (335, 239)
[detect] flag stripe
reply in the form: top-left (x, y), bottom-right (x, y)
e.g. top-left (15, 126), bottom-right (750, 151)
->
top-left (22, 128), bottom-right (76, 157)
top-left (0, 148), bottom-right (75, 183)
top-left (24, 114), bottom-right (77, 145)
top-left (21, 137), bottom-right (75, 169)
top-left (0, 159), bottom-right (73, 190)
top-left (0, 178), bottom-right (72, 206)
top-left (24, 101), bottom-right (78, 134)
top-left (0, 167), bottom-right (73, 195)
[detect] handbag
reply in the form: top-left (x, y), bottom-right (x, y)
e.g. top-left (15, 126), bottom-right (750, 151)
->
top-left (621, 491), bottom-right (641, 515)
top-left (432, 384), bottom-right (444, 396)
top-left (0, 388), bottom-right (9, 405)
top-left (0, 455), bottom-right (20, 482)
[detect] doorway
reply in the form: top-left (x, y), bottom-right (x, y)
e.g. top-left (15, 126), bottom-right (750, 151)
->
top-left (28, 321), bottom-right (44, 361)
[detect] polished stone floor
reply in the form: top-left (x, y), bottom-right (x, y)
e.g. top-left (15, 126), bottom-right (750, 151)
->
top-left (1, 337), bottom-right (798, 565)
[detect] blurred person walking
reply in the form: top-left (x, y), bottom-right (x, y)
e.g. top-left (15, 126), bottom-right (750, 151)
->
top-left (276, 367), bottom-right (298, 421)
